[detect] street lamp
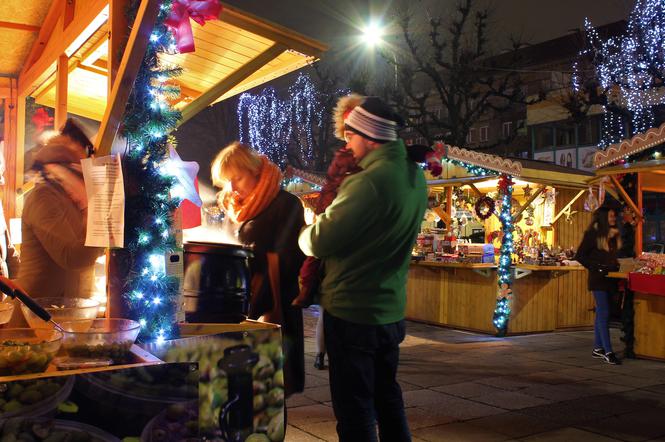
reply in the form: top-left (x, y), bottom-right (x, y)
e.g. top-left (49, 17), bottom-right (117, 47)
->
top-left (360, 20), bottom-right (398, 89)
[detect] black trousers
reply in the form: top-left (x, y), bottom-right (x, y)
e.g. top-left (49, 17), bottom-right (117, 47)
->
top-left (324, 311), bottom-right (411, 442)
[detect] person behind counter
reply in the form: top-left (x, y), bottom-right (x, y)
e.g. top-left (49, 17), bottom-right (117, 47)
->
top-left (299, 97), bottom-right (427, 441)
top-left (13, 119), bottom-right (103, 325)
top-left (575, 206), bottom-right (622, 365)
top-left (212, 142), bottom-right (306, 396)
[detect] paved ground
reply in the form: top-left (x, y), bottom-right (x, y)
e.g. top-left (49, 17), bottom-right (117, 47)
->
top-left (285, 307), bottom-right (665, 441)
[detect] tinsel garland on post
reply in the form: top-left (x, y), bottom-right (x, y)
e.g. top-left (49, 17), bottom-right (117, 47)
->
top-left (492, 174), bottom-right (515, 336)
top-left (114, 0), bottom-right (184, 343)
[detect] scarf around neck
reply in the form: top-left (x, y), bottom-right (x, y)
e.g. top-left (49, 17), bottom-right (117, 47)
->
top-left (219, 156), bottom-right (282, 223)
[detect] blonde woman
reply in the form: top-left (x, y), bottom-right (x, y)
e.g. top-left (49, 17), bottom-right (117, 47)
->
top-left (212, 142), bottom-right (306, 395)
top-left (575, 206), bottom-right (622, 365)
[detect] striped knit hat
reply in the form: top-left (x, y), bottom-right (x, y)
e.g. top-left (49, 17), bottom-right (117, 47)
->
top-left (344, 97), bottom-right (404, 143)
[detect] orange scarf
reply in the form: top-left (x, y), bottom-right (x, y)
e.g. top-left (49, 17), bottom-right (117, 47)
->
top-left (219, 156), bottom-right (282, 223)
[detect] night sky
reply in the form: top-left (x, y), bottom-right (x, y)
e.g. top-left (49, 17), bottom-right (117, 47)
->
top-left (174, 0), bottom-right (635, 202)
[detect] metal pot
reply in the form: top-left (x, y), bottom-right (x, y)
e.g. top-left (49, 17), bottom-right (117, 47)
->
top-left (183, 241), bottom-right (253, 324)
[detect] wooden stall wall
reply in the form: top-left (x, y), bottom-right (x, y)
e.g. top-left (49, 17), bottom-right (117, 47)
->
top-left (553, 188), bottom-right (594, 329)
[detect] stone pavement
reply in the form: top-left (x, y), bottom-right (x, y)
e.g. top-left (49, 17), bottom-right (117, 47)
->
top-left (285, 307), bottom-right (665, 441)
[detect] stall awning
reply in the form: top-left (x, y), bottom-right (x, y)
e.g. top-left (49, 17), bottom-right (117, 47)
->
top-left (22, 1), bottom-right (327, 123)
top-left (438, 143), bottom-right (593, 189)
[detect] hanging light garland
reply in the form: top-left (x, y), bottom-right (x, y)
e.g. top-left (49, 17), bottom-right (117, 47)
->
top-left (118, 0), bottom-right (191, 343)
top-left (492, 174), bottom-right (515, 335)
top-left (237, 73), bottom-right (335, 170)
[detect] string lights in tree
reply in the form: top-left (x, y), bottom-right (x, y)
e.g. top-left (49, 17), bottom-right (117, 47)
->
top-left (118, 0), bottom-right (185, 343)
top-left (237, 73), bottom-right (328, 170)
top-left (575, 0), bottom-right (665, 148)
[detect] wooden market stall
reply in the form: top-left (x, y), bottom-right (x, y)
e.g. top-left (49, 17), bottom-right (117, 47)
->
top-left (592, 123), bottom-right (665, 360)
top-left (0, 1), bottom-right (327, 438)
top-left (407, 145), bottom-right (596, 335)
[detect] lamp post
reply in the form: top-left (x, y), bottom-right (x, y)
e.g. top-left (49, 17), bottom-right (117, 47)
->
top-left (361, 21), bottom-right (398, 89)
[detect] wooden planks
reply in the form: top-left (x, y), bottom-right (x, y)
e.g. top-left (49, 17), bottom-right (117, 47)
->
top-left (510, 272), bottom-right (557, 333)
top-left (633, 292), bottom-right (665, 361)
top-left (406, 266), bottom-right (443, 324)
top-left (556, 269), bottom-right (594, 328)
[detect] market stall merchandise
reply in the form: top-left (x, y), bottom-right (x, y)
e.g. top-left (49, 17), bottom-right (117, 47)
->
top-left (407, 143), bottom-right (596, 335)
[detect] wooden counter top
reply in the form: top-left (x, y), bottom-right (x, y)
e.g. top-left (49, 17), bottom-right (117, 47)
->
top-left (607, 272), bottom-right (629, 279)
top-left (516, 264), bottom-right (585, 271)
top-left (413, 261), bottom-right (496, 269)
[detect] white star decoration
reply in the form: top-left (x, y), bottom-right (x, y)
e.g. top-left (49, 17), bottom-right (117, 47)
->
top-left (164, 145), bottom-right (202, 207)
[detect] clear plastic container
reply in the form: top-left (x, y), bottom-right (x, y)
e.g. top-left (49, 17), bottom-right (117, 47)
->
top-left (0, 328), bottom-right (63, 376)
top-left (21, 297), bottom-right (100, 330)
top-left (59, 318), bottom-right (140, 364)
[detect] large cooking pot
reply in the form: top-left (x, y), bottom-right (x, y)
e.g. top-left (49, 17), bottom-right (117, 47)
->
top-left (183, 241), bottom-right (253, 323)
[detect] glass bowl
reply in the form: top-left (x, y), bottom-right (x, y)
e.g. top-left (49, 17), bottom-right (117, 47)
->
top-left (21, 297), bottom-right (100, 330)
top-left (0, 301), bottom-right (15, 325)
top-left (0, 328), bottom-right (63, 376)
top-left (59, 319), bottom-right (140, 363)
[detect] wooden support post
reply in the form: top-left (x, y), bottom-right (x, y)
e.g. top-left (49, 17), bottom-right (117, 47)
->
top-left (15, 93), bottom-right (26, 217)
top-left (108, 0), bottom-right (129, 99)
top-left (637, 172), bottom-right (643, 255)
top-left (445, 187), bottom-right (453, 226)
top-left (2, 79), bottom-right (18, 219)
top-left (609, 175), bottom-right (643, 220)
top-left (55, 54), bottom-right (69, 129)
top-left (177, 43), bottom-right (287, 127)
top-left (95, 0), bottom-right (161, 155)
top-left (552, 189), bottom-right (586, 225)
top-left (512, 185), bottom-right (546, 223)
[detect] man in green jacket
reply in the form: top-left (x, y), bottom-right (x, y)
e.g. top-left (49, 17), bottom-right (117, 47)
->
top-left (299, 97), bottom-right (427, 441)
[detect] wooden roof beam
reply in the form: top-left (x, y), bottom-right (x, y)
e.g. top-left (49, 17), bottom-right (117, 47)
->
top-left (177, 42), bottom-right (287, 127)
top-left (512, 185), bottom-right (546, 223)
top-left (608, 175), bottom-right (643, 220)
top-left (96, 0), bottom-right (161, 155)
top-left (552, 189), bottom-right (586, 225)
top-left (18, 0), bottom-right (107, 98)
top-left (0, 20), bottom-right (40, 33)
top-left (219, 2), bottom-right (327, 58)
top-left (19, 0), bottom-right (65, 74)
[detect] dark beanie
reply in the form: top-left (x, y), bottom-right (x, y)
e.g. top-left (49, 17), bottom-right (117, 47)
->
top-left (345, 97), bottom-right (404, 143)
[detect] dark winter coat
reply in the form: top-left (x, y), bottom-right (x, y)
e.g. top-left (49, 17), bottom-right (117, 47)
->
top-left (575, 228), bottom-right (620, 292)
top-left (222, 189), bottom-right (306, 395)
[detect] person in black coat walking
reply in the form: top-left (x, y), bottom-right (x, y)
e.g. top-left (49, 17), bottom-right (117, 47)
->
top-left (575, 206), bottom-right (622, 365)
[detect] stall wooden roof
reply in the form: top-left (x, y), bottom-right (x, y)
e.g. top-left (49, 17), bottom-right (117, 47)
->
top-left (439, 144), bottom-right (593, 189)
top-left (0, 1), bottom-right (52, 77)
top-left (16, 1), bottom-right (327, 123)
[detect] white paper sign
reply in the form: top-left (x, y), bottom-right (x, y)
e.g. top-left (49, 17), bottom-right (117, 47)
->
top-left (82, 154), bottom-right (125, 248)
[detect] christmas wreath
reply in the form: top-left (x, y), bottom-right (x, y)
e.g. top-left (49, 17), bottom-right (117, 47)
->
top-left (475, 196), bottom-right (495, 220)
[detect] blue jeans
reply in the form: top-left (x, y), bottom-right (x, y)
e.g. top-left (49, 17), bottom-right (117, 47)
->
top-left (324, 311), bottom-right (411, 442)
top-left (593, 290), bottom-right (613, 353)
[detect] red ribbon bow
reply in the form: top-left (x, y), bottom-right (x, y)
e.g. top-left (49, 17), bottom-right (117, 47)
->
top-left (165, 0), bottom-right (222, 53)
